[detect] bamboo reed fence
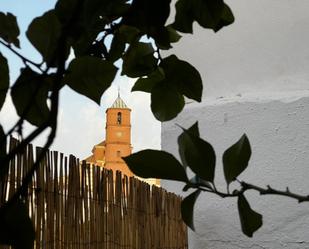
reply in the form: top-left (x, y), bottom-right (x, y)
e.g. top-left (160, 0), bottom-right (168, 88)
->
top-left (0, 138), bottom-right (188, 249)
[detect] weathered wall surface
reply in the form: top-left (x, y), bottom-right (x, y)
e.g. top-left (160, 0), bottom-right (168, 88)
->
top-left (168, 0), bottom-right (309, 99)
top-left (162, 1), bottom-right (309, 248)
top-left (161, 95), bottom-right (309, 249)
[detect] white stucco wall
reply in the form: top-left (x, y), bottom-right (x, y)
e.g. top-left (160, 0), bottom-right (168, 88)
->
top-left (161, 1), bottom-right (309, 248)
top-left (168, 0), bottom-right (309, 98)
top-left (162, 95), bottom-right (309, 249)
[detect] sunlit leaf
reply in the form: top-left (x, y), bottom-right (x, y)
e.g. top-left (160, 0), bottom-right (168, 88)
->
top-left (177, 122), bottom-right (216, 182)
top-left (64, 56), bottom-right (117, 104)
top-left (223, 134), bottom-right (251, 185)
top-left (181, 190), bottom-right (200, 230)
top-left (124, 149), bottom-right (188, 182)
top-left (0, 12), bottom-right (20, 47)
top-left (0, 200), bottom-right (35, 249)
top-left (238, 194), bottom-right (263, 237)
top-left (11, 68), bottom-right (50, 126)
top-left (0, 53), bottom-right (9, 110)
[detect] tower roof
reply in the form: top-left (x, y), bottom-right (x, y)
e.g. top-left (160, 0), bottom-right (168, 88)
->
top-left (110, 95), bottom-right (128, 109)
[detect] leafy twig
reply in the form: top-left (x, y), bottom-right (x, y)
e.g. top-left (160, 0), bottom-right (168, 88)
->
top-left (0, 0), bottom-right (83, 208)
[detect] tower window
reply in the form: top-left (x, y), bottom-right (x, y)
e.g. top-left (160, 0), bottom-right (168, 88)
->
top-left (117, 151), bottom-right (121, 157)
top-left (117, 112), bottom-right (122, 124)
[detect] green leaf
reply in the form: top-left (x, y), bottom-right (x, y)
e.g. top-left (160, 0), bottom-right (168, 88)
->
top-left (151, 82), bottom-right (185, 121)
top-left (177, 122), bottom-right (216, 182)
top-left (152, 27), bottom-right (172, 50)
top-left (172, 0), bottom-right (194, 33)
top-left (55, 0), bottom-right (79, 24)
top-left (83, 0), bottom-right (129, 23)
top-left (0, 200), bottom-right (35, 249)
top-left (160, 55), bottom-right (202, 102)
top-left (122, 42), bottom-right (157, 78)
top-left (123, 149), bottom-right (188, 182)
top-left (238, 194), bottom-right (263, 237)
top-left (122, 0), bottom-right (171, 35)
top-left (173, 0), bottom-right (234, 33)
top-left (55, 0), bottom-right (128, 55)
top-left (178, 121), bottom-right (199, 168)
top-left (0, 12), bottom-right (20, 47)
top-left (72, 31), bottom-right (101, 57)
top-left (0, 125), bottom-right (8, 180)
top-left (166, 25), bottom-right (182, 43)
top-left (223, 134), bottom-right (251, 185)
top-left (106, 2), bottom-right (130, 17)
top-left (132, 67), bottom-right (165, 93)
top-left (0, 53), bottom-right (9, 110)
top-left (108, 32), bottom-right (126, 62)
top-left (64, 56), bottom-right (117, 104)
top-left (11, 68), bottom-right (50, 126)
top-left (26, 10), bottom-right (63, 66)
top-left (213, 3), bottom-right (235, 32)
top-left (118, 25), bottom-right (141, 44)
top-left (181, 190), bottom-right (200, 231)
top-left (55, 0), bottom-right (87, 47)
top-left (190, 175), bottom-right (212, 189)
top-left (152, 26), bottom-right (181, 50)
top-left (108, 25), bottom-right (140, 62)
top-left (183, 175), bottom-right (212, 191)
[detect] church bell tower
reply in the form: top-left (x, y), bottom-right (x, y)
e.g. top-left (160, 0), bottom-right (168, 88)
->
top-left (104, 94), bottom-right (133, 176)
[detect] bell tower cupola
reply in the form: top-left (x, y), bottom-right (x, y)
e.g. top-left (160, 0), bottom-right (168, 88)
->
top-left (104, 93), bottom-right (133, 176)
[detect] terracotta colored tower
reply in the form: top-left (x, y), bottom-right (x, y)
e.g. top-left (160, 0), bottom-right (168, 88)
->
top-left (104, 94), bottom-right (133, 176)
top-left (85, 94), bottom-right (160, 185)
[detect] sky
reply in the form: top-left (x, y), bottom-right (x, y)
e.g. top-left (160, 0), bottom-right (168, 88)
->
top-left (0, 0), bottom-right (161, 159)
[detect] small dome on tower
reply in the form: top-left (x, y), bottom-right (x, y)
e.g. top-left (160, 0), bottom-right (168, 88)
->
top-left (110, 93), bottom-right (128, 109)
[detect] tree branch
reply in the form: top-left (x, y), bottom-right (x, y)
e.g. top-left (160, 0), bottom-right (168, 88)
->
top-left (0, 39), bottom-right (43, 72)
top-left (240, 181), bottom-right (309, 203)
top-left (194, 180), bottom-right (309, 203)
top-left (0, 0), bottom-right (86, 209)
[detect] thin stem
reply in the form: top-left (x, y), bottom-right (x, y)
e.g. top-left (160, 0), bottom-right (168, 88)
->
top-left (2, 42), bottom-right (63, 207)
top-left (197, 187), bottom-right (213, 193)
top-left (0, 39), bottom-right (43, 72)
top-left (240, 181), bottom-right (309, 203)
top-left (195, 179), bottom-right (309, 203)
top-left (212, 182), bottom-right (218, 192)
top-left (1, 0), bottom-right (83, 208)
